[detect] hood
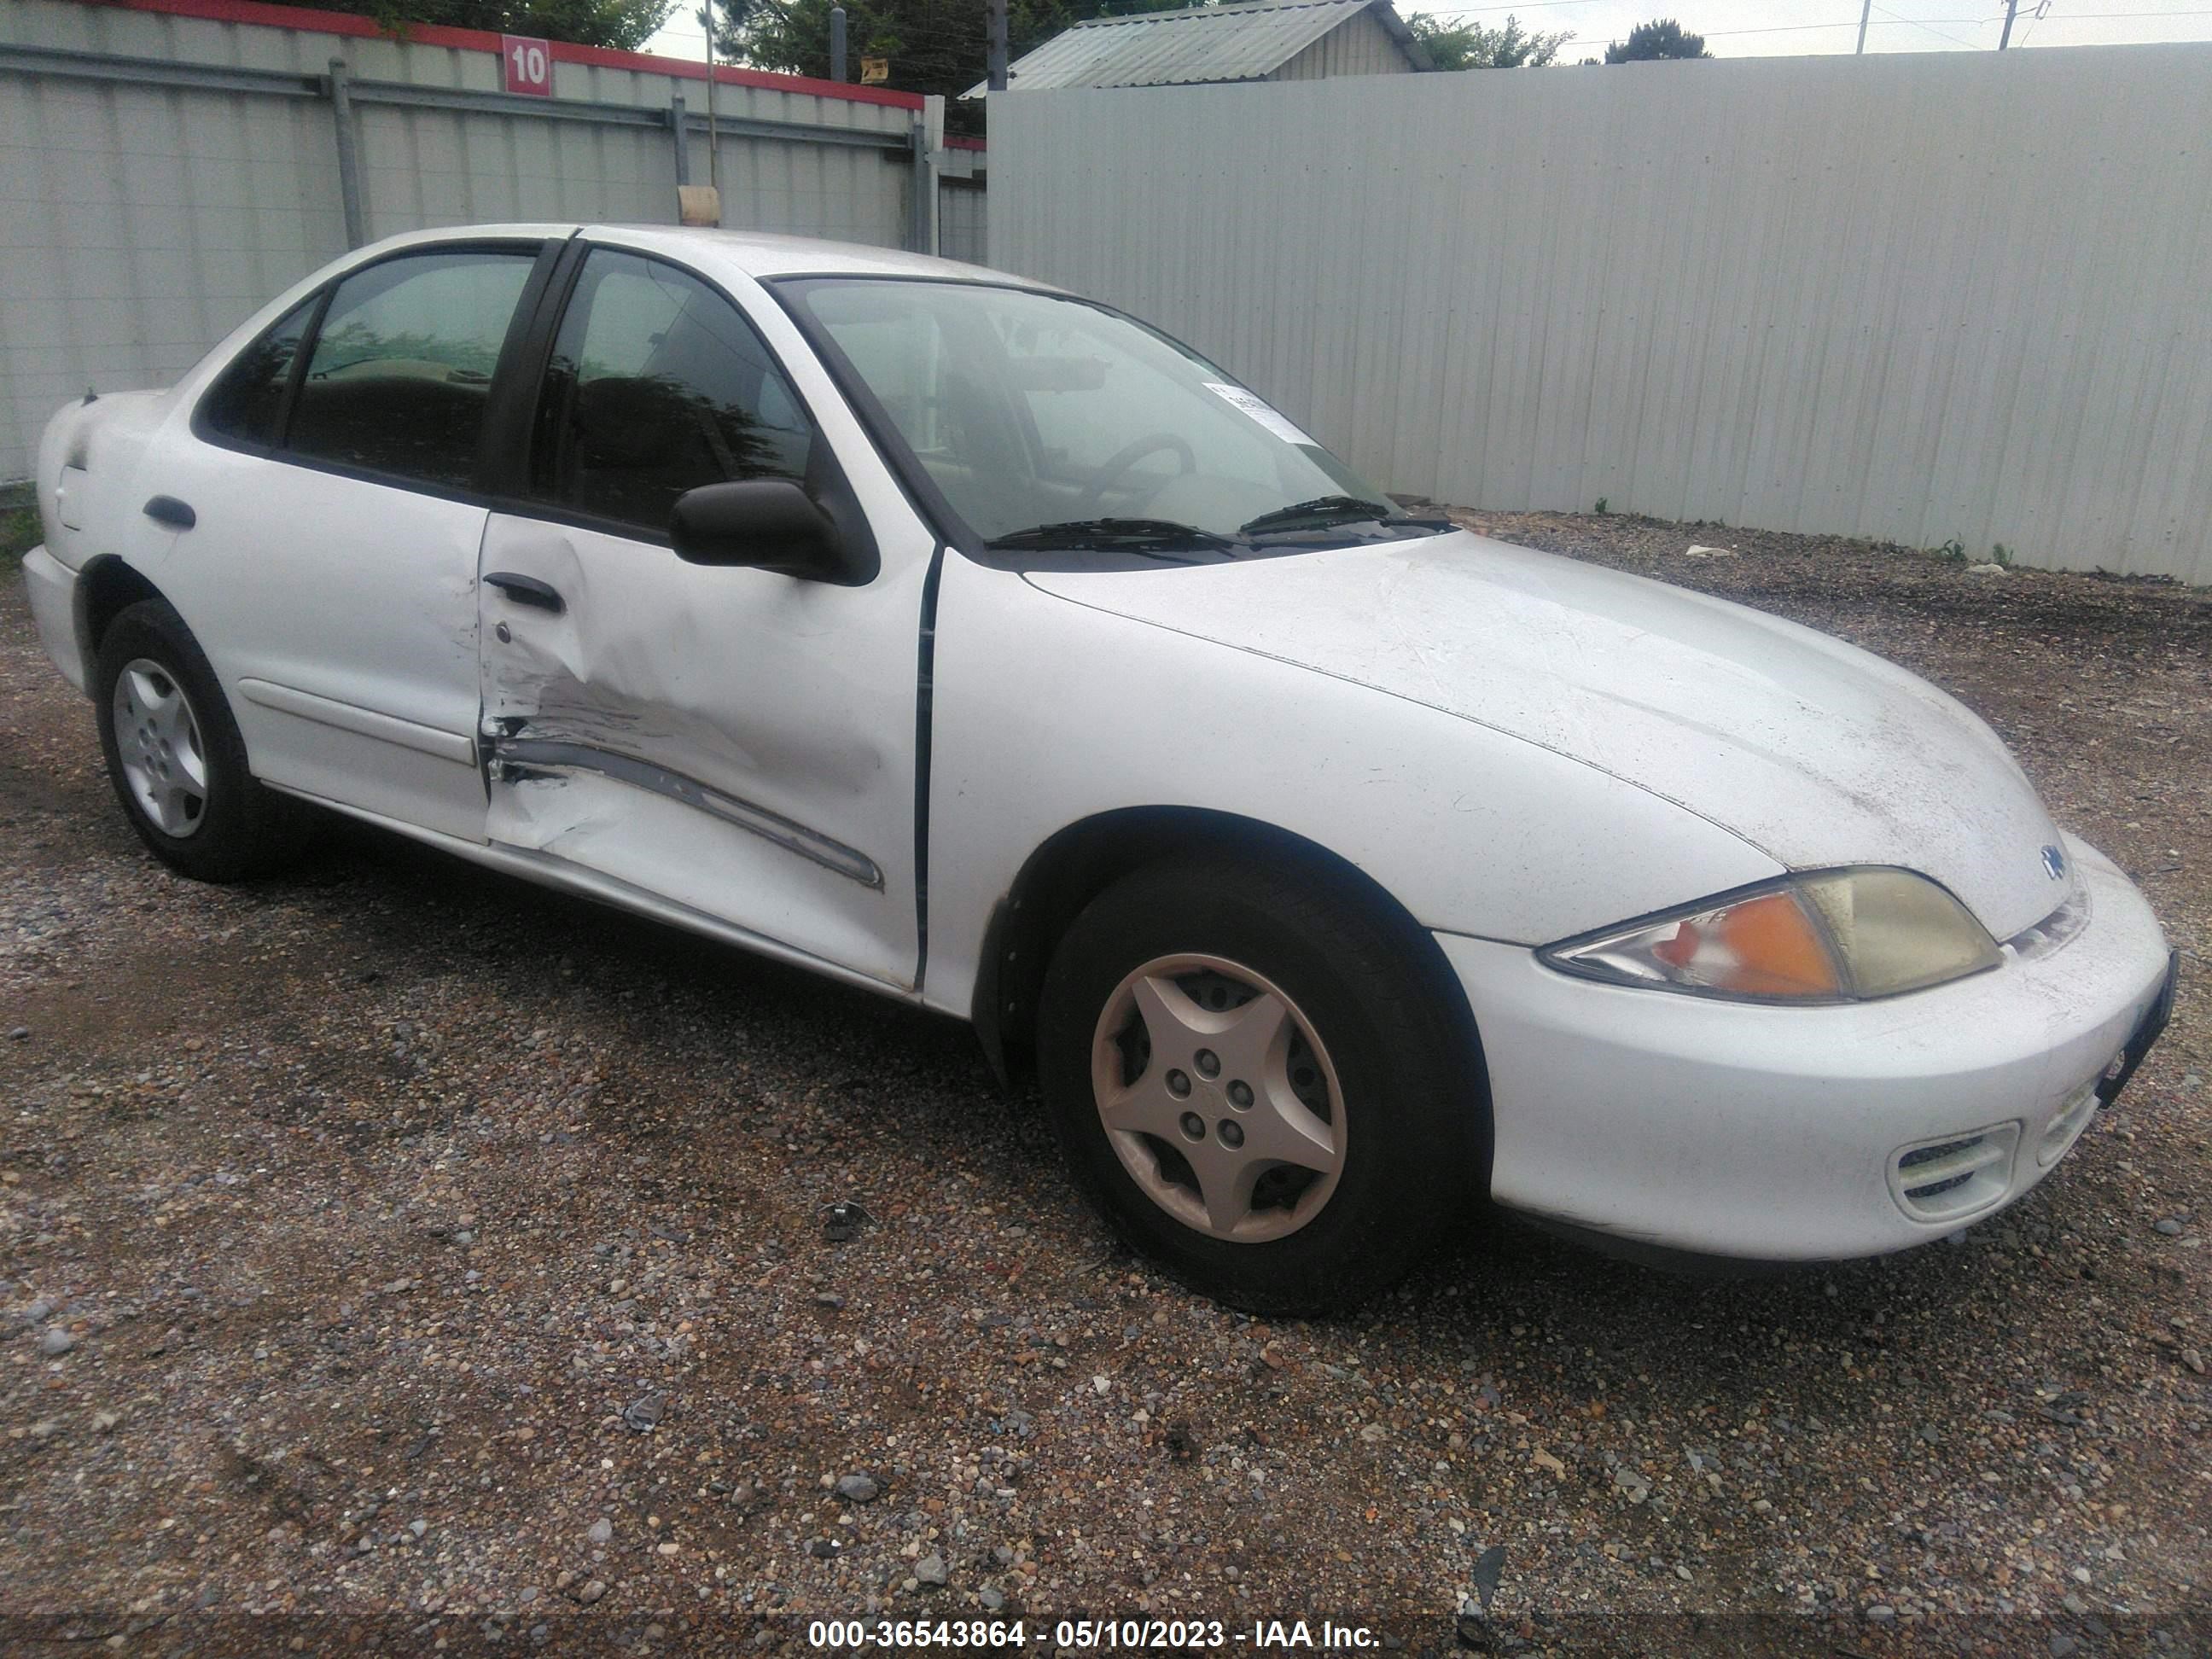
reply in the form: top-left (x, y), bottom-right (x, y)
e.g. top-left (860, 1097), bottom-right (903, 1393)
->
top-left (1024, 530), bottom-right (2070, 942)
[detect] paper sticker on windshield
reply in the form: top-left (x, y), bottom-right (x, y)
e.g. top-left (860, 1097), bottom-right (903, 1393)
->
top-left (1203, 382), bottom-right (1316, 447)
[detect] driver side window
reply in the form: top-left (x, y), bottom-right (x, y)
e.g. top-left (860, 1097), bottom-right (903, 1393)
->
top-left (531, 249), bottom-right (815, 537)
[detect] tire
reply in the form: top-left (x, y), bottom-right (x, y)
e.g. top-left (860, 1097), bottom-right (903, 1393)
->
top-left (1036, 856), bottom-right (1485, 1315)
top-left (94, 597), bottom-right (299, 882)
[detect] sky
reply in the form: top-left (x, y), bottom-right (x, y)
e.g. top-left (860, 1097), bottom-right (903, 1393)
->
top-left (643, 0), bottom-right (2212, 68)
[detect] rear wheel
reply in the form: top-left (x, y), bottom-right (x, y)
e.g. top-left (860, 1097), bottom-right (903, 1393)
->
top-left (94, 598), bottom-right (299, 882)
top-left (1037, 858), bottom-right (1481, 1314)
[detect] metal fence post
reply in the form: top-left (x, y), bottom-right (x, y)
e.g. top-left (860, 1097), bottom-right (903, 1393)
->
top-left (669, 93), bottom-right (690, 185)
top-left (327, 56), bottom-right (367, 248)
top-left (907, 94), bottom-right (943, 256)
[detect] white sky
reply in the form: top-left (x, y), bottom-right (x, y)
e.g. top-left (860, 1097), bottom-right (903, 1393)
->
top-left (645, 0), bottom-right (2212, 71)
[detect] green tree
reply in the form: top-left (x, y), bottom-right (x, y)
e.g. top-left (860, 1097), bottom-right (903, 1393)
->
top-left (364, 0), bottom-right (675, 49)
top-left (1405, 11), bottom-right (1573, 69)
top-left (1602, 17), bottom-right (1710, 61)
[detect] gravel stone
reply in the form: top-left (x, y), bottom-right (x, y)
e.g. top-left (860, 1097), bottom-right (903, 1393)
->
top-left (0, 533), bottom-right (2207, 1646)
top-left (36, 1327), bottom-right (76, 1357)
top-left (915, 1552), bottom-right (948, 1588)
top-left (835, 1473), bottom-right (882, 1504)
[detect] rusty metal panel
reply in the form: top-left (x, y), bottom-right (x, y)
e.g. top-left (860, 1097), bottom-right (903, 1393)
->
top-left (991, 49), bottom-right (2212, 583)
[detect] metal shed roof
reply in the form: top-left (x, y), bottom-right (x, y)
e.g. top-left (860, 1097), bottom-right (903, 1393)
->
top-left (964, 0), bottom-right (1424, 97)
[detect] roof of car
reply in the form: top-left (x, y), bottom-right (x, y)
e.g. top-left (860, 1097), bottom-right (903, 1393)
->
top-left (586, 226), bottom-right (1032, 284)
top-left (360, 223), bottom-right (1037, 287)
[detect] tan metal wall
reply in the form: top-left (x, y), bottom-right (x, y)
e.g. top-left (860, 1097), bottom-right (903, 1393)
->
top-left (0, 0), bottom-right (981, 480)
top-left (993, 49), bottom-right (2212, 583)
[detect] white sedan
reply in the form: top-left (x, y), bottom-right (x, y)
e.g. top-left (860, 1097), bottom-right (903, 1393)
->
top-left (20, 225), bottom-right (2178, 1313)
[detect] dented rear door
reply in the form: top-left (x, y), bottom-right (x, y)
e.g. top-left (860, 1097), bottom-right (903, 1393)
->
top-left (474, 244), bottom-right (933, 991)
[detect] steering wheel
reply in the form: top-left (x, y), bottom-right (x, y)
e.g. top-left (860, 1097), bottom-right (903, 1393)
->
top-left (1081, 432), bottom-right (1196, 507)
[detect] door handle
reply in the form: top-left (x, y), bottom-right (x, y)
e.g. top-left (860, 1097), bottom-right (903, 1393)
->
top-left (143, 495), bottom-right (196, 530)
top-left (483, 572), bottom-right (565, 614)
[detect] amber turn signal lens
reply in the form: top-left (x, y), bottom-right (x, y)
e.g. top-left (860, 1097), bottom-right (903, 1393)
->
top-left (1650, 891), bottom-right (1843, 998)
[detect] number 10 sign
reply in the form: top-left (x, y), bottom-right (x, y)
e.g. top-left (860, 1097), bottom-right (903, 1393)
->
top-left (501, 35), bottom-right (553, 96)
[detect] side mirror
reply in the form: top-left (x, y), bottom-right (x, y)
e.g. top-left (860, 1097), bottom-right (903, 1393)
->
top-left (669, 479), bottom-right (867, 584)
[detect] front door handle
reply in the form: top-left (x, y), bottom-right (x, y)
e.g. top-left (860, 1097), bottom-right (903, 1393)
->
top-left (483, 572), bottom-right (565, 614)
top-left (143, 495), bottom-right (196, 529)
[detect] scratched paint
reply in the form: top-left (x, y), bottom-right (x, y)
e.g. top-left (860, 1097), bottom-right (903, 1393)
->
top-left (1025, 530), bottom-right (2068, 941)
top-left (474, 511), bottom-right (927, 989)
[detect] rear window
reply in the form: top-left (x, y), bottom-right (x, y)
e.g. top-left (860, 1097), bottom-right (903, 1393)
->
top-left (199, 297), bottom-right (316, 450)
top-left (284, 250), bottom-right (536, 489)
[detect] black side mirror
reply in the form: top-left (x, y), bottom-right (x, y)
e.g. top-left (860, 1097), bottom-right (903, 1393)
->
top-left (669, 479), bottom-right (870, 585)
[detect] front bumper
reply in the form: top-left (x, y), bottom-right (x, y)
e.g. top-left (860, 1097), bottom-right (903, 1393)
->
top-left (1441, 835), bottom-right (2174, 1260)
top-left (20, 545), bottom-right (88, 694)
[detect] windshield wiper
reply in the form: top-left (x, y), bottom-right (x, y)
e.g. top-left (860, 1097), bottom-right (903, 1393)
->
top-left (1237, 495), bottom-right (1399, 534)
top-left (985, 518), bottom-right (1239, 552)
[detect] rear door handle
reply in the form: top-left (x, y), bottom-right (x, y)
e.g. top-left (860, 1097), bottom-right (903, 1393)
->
top-left (483, 572), bottom-right (565, 614)
top-left (143, 495), bottom-right (196, 529)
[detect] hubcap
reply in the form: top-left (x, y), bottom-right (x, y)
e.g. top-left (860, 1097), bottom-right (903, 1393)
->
top-left (1090, 953), bottom-right (1345, 1243)
top-left (112, 659), bottom-right (209, 838)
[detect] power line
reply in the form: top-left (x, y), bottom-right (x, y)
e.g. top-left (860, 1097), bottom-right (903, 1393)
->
top-left (1873, 2), bottom-right (1988, 45)
top-left (1705, 15), bottom-right (1988, 32)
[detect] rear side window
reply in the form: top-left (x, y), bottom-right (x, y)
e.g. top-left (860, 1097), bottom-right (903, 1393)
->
top-left (286, 250), bottom-right (536, 489)
top-left (531, 248), bottom-right (814, 535)
top-left (200, 297), bottom-right (316, 449)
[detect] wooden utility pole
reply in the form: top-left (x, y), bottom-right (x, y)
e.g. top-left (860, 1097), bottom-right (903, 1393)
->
top-left (1999, 0), bottom-right (2020, 47)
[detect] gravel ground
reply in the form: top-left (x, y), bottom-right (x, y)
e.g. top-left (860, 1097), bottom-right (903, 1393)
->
top-left (1, 515), bottom-right (2207, 1658)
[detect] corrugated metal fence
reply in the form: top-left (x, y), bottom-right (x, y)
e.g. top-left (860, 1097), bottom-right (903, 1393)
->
top-left (0, 0), bottom-right (987, 482)
top-left (992, 48), bottom-right (2212, 583)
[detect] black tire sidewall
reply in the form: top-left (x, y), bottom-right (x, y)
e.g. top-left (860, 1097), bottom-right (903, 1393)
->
top-left (94, 599), bottom-right (279, 882)
top-left (1038, 861), bottom-right (1477, 1313)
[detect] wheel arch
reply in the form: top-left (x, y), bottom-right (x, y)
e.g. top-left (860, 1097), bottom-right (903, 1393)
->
top-left (75, 555), bottom-right (169, 672)
top-left (972, 806), bottom-right (1493, 1181)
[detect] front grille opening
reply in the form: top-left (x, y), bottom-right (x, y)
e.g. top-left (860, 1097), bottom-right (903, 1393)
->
top-left (1889, 1124), bottom-right (2020, 1223)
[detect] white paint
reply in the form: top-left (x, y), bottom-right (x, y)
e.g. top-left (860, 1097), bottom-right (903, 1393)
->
top-left (237, 678), bottom-right (479, 765)
top-left (989, 49), bottom-right (2212, 583)
top-left (1022, 532), bottom-right (2067, 940)
top-left (1446, 835), bottom-right (2170, 1259)
top-left (23, 224), bottom-right (2176, 1271)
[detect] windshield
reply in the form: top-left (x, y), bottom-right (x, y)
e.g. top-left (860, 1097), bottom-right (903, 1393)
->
top-left (780, 278), bottom-right (1406, 550)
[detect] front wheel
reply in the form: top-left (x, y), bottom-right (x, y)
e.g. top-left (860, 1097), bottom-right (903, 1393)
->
top-left (1036, 858), bottom-right (1483, 1315)
top-left (94, 597), bottom-right (299, 882)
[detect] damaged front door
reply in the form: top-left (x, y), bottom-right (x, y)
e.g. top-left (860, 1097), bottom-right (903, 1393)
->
top-left (476, 246), bottom-right (927, 990)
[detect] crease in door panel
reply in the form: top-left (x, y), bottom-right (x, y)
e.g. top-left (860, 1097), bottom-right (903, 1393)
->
top-left (490, 736), bottom-right (886, 890)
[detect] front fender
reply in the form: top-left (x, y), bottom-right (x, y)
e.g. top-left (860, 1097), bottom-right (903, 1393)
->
top-left (922, 555), bottom-right (1782, 1017)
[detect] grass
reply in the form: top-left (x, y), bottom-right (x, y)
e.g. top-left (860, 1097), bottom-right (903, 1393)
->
top-left (1, 482), bottom-right (38, 574)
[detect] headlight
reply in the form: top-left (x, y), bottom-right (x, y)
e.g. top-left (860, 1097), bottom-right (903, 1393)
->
top-left (1539, 868), bottom-right (2001, 1003)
